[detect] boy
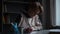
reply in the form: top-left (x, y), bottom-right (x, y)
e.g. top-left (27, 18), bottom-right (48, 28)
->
top-left (18, 2), bottom-right (43, 32)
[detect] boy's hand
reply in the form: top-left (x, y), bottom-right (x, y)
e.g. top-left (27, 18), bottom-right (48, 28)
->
top-left (35, 24), bottom-right (41, 26)
top-left (25, 27), bottom-right (32, 33)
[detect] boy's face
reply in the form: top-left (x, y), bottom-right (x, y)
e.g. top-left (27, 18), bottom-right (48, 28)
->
top-left (27, 2), bottom-right (42, 17)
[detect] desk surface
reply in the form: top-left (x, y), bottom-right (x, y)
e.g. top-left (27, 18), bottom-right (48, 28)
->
top-left (49, 29), bottom-right (60, 32)
top-left (24, 29), bottom-right (60, 34)
top-left (24, 30), bottom-right (49, 34)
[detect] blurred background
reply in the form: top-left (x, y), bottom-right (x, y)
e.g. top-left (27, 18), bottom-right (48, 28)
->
top-left (1, 0), bottom-right (60, 34)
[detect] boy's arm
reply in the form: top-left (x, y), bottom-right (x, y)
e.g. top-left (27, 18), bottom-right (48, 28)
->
top-left (35, 15), bottom-right (43, 29)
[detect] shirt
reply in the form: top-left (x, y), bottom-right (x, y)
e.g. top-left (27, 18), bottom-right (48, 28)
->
top-left (18, 14), bottom-right (43, 30)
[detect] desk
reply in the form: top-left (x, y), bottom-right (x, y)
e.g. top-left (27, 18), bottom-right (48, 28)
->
top-left (24, 29), bottom-right (60, 34)
top-left (24, 30), bottom-right (49, 34)
top-left (49, 29), bottom-right (60, 34)
top-left (49, 32), bottom-right (60, 34)
top-left (49, 29), bottom-right (60, 32)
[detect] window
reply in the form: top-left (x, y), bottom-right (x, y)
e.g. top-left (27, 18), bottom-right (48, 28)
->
top-left (56, 0), bottom-right (60, 26)
top-left (50, 0), bottom-right (60, 26)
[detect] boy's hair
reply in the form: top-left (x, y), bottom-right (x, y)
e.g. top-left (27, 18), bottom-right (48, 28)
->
top-left (27, 2), bottom-right (43, 15)
top-left (20, 2), bottom-right (43, 17)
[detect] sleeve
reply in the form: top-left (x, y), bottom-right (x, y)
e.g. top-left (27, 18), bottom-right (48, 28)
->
top-left (18, 16), bottom-right (24, 27)
top-left (35, 15), bottom-right (43, 29)
top-left (35, 15), bottom-right (42, 25)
